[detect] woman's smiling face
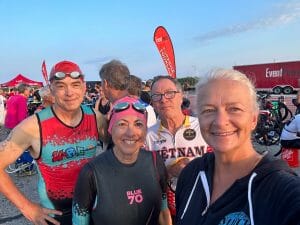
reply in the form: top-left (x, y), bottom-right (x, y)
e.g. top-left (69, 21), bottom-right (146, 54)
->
top-left (112, 115), bottom-right (147, 162)
top-left (197, 79), bottom-right (258, 154)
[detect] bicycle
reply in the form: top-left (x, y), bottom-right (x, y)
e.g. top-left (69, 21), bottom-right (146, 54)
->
top-left (5, 150), bottom-right (37, 176)
top-left (261, 93), bottom-right (292, 121)
top-left (254, 93), bottom-right (292, 147)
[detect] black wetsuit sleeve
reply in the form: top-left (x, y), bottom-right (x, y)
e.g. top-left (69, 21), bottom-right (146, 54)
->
top-left (156, 152), bottom-right (168, 193)
top-left (72, 163), bottom-right (97, 224)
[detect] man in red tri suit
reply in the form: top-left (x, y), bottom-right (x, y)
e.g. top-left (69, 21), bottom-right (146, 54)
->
top-left (0, 60), bottom-right (103, 225)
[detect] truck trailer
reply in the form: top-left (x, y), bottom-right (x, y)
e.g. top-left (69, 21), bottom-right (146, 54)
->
top-left (233, 61), bottom-right (300, 94)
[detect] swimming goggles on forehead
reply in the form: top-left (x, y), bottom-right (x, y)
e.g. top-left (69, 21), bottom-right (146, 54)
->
top-left (51, 71), bottom-right (83, 80)
top-left (113, 101), bottom-right (146, 114)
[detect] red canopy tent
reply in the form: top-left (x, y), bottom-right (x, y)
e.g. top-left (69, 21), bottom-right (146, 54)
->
top-left (0, 74), bottom-right (43, 88)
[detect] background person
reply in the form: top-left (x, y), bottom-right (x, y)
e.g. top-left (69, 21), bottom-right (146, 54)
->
top-left (0, 60), bottom-right (101, 225)
top-left (140, 79), bottom-right (153, 105)
top-left (72, 96), bottom-right (172, 225)
top-left (93, 81), bottom-right (105, 111)
top-left (8, 87), bottom-right (16, 98)
top-left (181, 97), bottom-right (192, 116)
top-left (97, 59), bottom-right (130, 144)
top-left (175, 68), bottom-right (300, 225)
top-left (295, 78), bottom-right (300, 114)
top-left (145, 75), bottom-right (209, 220)
top-left (4, 83), bottom-right (30, 130)
top-left (27, 89), bottom-right (43, 115)
top-left (128, 74), bottom-right (157, 128)
top-left (3, 83), bottom-right (34, 176)
top-left (280, 114), bottom-right (300, 148)
top-left (0, 89), bottom-right (6, 126)
top-left (35, 85), bottom-right (55, 112)
top-left (99, 59), bottom-right (129, 103)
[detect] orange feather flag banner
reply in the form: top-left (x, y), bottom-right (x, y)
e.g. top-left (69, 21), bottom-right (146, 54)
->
top-left (153, 26), bottom-right (176, 78)
top-left (42, 60), bottom-right (49, 85)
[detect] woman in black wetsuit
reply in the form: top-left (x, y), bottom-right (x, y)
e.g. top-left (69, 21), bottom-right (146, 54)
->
top-left (72, 96), bottom-right (172, 225)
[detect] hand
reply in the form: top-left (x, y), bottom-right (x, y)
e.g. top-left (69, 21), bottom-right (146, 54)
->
top-left (22, 202), bottom-right (62, 225)
top-left (167, 157), bottom-right (190, 178)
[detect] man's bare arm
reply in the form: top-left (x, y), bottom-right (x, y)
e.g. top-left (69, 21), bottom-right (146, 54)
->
top-left (0, 115), bottom-right (62, 224)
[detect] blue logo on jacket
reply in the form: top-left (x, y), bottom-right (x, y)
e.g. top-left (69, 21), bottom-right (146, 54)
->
top-left (219, 212), bottom-right (250, 225)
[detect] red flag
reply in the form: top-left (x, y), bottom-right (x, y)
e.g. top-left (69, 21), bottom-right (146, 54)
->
top-left (42, 60), bottom-right (49, 85)
top-left (153, 26), bottom-right (176, 78)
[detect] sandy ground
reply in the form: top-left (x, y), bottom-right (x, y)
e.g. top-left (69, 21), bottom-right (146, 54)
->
top-left (0, 127), bottom-right (299, 225)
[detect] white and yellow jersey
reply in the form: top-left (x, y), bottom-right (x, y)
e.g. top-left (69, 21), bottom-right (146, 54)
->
top-left (146, 115), bottom-right (209, 167)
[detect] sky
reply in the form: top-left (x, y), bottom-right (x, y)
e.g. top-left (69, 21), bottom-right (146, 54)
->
top-left (0, 0), bottom-right (300, 84)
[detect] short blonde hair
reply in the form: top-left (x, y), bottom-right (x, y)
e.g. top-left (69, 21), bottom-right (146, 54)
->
top-left (196, 68), bottom-right (259, 112)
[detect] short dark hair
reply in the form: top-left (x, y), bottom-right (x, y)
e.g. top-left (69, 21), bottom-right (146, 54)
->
top-left (140, 91), bottom-right (151, 104)
top-left (16, 83), bottom-right (29, 94)
top-left (128, 75), bottom-right (142, 97)
top-left (145, 79), bottom-right (153, 88)
top-left (99, 60), bottom-right (130, 90)
top-left (151, 75), bottom-right (182, 92)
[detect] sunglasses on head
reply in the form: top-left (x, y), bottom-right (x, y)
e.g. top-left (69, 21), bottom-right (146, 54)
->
top-left (51, 71), bottom-right (83, 80)
top-left (113, 102), bottom-right (146, 114)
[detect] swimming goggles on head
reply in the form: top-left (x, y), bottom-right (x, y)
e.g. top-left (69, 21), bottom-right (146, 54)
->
top-left (112, 101), bottom-right (146, 114)
top-left (51, 71), bottom-right (83, 80)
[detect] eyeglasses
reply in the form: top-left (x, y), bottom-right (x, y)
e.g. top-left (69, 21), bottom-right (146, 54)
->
top-left (113, 102), bottom-right (146, 114)
top-left (151, 90), bottom-right (180, 102)
top-left (51, 71), bottom-right (83, 80)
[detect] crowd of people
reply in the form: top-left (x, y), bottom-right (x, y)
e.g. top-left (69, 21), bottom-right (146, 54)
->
top-left (0, 60), bottom-right (299, 225)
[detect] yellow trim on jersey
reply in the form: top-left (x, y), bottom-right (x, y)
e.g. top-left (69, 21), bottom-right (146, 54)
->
top-left (158, 116), bottom-right (191, 137)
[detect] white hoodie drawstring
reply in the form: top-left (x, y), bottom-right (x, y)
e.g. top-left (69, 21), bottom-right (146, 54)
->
top-left (200, 171), bottom-right (210, 215)
top-left (248, 172), bottom-right (257, 225)
top-left (180, 171), bottom-right (210, 219)
top-left (180, 170), bottom-right (257, 224)
top-left (180, 171), bottom-right (201, 219)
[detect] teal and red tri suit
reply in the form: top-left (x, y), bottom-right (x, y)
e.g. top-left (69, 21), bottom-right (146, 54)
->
top-left (35, 105), bottom-right (98, 224)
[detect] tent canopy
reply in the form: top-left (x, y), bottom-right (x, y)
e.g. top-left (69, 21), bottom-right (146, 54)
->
top-left (0, 74), bottom-right (43, 88)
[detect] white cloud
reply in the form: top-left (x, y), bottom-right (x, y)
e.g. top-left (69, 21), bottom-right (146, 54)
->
top-left (195, 0), bottom-right (300, 43)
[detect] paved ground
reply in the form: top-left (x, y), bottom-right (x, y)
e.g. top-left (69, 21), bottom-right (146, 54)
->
top-left (0, 127), bottom-right (38, 225)
top-left (0, 128), bottom-right (299, 224)
top-left (0, 126), bottom-right (106, 225)
top-left (0, 173), bottom-right (38, 225)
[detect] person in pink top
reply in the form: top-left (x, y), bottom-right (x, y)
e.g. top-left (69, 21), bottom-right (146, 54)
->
top-left (4, 83), bottom-right (30, 129)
